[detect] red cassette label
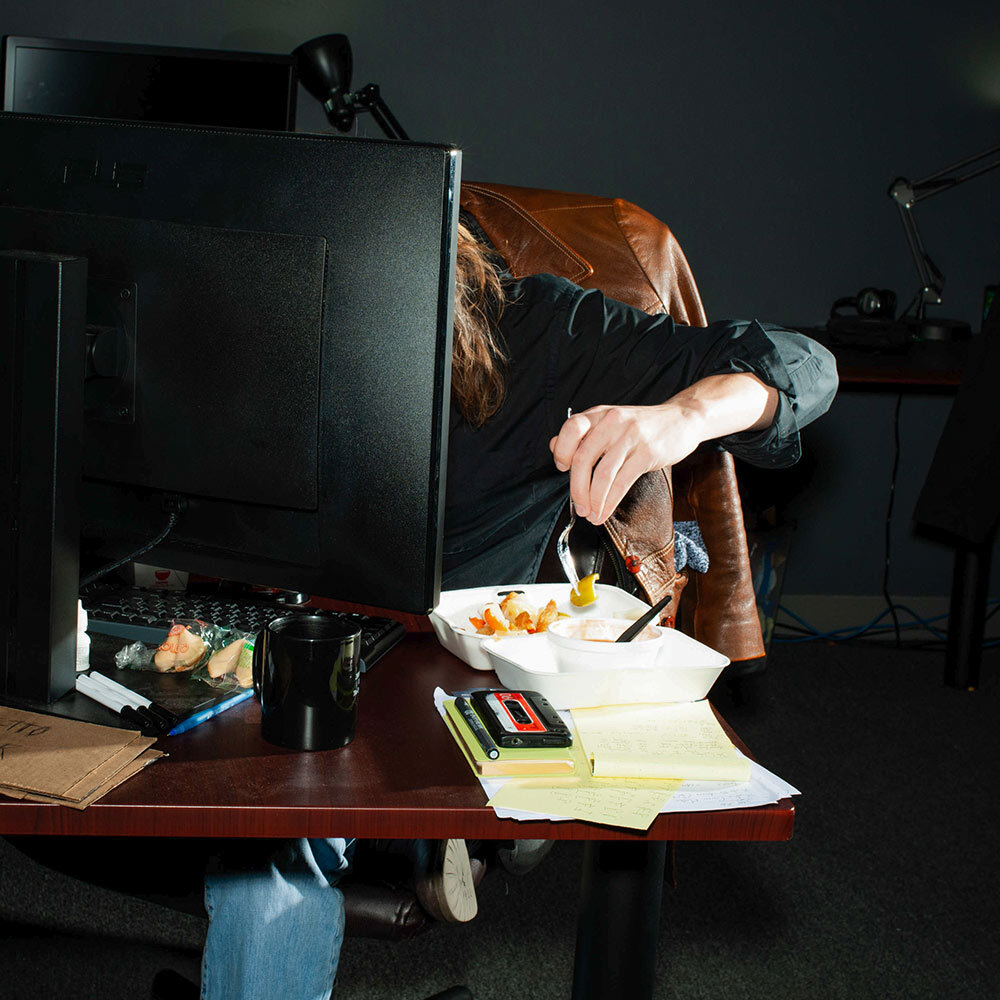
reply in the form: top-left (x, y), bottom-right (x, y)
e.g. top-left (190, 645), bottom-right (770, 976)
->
top-left (490, 691), bottom-right (545, 732)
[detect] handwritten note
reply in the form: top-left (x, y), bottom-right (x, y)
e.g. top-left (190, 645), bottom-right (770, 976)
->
top-left (571, 701), bottom-right (750, 781)
top-left (488, 775), bottom-right (680, 831)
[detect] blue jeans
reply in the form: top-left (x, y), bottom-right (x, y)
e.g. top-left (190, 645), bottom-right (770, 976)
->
top-left (201, 837), bottom-right (353, 1000)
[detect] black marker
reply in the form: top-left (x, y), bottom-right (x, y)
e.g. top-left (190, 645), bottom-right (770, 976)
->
top-left (145, 702), bottom-right (180, 730)
top-left (135, 705), bottom-right (170, 733)
top-left (454, 696), bottom-right (500, 759)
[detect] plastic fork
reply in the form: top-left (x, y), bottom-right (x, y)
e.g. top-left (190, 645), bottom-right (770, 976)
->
top-left (555, 493), bottom-right (578, 588)
top-left (554, 407), bottom-right (579, 588)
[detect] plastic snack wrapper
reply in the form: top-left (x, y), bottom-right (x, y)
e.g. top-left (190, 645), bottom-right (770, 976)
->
top-left (116, 619), bottom-right (256, 690)
top-left (196, 629), bottom-right (255, 690)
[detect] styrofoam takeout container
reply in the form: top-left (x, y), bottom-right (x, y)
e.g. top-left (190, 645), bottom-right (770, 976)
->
top-left (483, 628), bottom-right (730, 709)
top-left (429, 583), bottom-right (651, 672)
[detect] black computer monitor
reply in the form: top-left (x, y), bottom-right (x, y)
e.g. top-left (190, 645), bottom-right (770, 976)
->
top-left (1, 35), bottom-right (297, 129)
top-left (0, 112), bottom-right (459, 706)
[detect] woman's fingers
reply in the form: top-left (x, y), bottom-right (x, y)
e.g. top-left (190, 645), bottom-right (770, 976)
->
top-left (550, 408), bottom-right (604, 472)
top-left (550, 404), bottom-right (695, 523)
top-left (573, 432), bottom-right (629, 521)
top-left (590, 451), bottom-right (652, 524)
top-left (551, 407), bottom-right (643, 522)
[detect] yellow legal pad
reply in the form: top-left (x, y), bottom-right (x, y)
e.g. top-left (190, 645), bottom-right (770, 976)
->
top-left (571, 700), bottom-right (751, 782)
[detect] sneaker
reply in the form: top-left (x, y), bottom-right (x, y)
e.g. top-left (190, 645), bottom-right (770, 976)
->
top-left (415, 839), bottom-right (478, 923)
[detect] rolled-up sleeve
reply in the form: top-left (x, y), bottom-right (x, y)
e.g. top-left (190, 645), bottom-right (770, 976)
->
top-left (555, 285), bottom-right (839, 470)
top-left (708, 320), bottom-right (839, 468)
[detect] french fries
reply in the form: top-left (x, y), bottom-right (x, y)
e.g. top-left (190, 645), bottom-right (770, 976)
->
top-left (469, 591), bottom-right (562, 636)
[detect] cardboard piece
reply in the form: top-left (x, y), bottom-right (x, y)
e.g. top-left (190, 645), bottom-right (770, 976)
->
top-left (0, 704), bottom-right (159, 807)
top-left (6, 750), bottom-right (165, 810)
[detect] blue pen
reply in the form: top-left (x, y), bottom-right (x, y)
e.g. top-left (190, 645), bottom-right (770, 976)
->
top-left (167, 688), bottom-right (254, 736)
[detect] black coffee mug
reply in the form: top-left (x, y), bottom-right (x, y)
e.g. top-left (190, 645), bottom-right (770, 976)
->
top-left (252, 614), bottom-right (362, 751)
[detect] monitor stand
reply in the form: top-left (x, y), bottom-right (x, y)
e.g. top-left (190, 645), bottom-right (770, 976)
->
top-left (1, 250), bottom-right (88, 711)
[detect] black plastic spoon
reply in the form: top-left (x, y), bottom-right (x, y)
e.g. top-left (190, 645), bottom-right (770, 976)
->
top-left (615, 593), bottom-right (673, 643)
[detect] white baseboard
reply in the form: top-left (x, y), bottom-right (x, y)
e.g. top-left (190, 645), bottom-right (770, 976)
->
top-left (777, 594), bottom-right (952, 641)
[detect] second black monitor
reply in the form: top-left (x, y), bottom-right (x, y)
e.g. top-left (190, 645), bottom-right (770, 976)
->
top-left (1, 35), bottom-right (297, 129)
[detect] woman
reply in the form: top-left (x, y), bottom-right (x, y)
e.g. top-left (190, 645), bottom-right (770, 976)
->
top-left (198, 220), bottom-right (838, 999)
top-left (443, 219), bottom-right (834, 587)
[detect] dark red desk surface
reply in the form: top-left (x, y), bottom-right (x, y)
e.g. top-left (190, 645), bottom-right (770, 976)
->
top-left (804, 327), bottom-right (968, 389)
top-left (0, 636), bottom-right (794, 843)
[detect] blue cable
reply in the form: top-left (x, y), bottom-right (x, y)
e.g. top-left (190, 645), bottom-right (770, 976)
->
top-left (773, 599), bottom-right (999, 646)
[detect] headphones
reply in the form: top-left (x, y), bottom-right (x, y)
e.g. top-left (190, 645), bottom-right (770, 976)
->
top-left (830, 287), bottom-right (897, 321)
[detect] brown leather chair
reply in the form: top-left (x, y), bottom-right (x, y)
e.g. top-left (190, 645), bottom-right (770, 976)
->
top-left (459, 182), bottom-right (765, 664)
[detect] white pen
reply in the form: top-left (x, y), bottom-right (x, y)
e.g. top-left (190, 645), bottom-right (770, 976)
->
top-left (88, 671), bottom-right (146, 709)
top-left (90, 670), bottom-right (152, 708)
top-left (76, 673), bottom-right (167, 732)
top-left (75, 673), bottom-right (130, 713)
top-left (89, 671), bottom-right (178, 730)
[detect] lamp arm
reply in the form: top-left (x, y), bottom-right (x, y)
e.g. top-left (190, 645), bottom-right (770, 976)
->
top-left (887, 140), bottom-right (1000, 315)
top-left (890, 197), bottom-right (943, 309)
top-left (909, 141), bottom-right (1000, 200)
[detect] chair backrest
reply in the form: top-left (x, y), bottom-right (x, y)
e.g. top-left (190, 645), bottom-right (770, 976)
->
top-left (459, 182), bottom-right (765, 662)
top-left (459, 182), bottom-right (707, 323)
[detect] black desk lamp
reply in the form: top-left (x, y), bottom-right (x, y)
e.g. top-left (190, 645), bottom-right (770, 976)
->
top-left (293, 33), bottom-right (409, 140)
top-left (887, 141), bottom-right (1000, 341)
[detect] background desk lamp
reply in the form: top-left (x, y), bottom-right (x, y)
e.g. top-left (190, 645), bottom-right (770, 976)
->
top-left (294, 33), bottom-right (409, 140)
top-left (887, 140), bottom-right (1000, 341)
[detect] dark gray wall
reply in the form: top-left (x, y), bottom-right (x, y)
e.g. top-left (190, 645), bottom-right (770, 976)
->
top-left (3, 0), bottom-right (999, 598)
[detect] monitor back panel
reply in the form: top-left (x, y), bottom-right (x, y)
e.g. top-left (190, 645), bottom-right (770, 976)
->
top-left (0, 114), bottom-right (459, 612)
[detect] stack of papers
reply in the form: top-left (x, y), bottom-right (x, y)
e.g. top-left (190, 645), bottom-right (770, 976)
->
top-left (0, 705), bottom-right (163, 809)
top-left (434, 688), bottom-right (798, 832)
top-left (572, 701), bottom-right (751, 781)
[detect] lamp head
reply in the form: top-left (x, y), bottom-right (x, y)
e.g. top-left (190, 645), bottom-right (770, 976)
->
top-left (293, 34), bottom-right (355, 131)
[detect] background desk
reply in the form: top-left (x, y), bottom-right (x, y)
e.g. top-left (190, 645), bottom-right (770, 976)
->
top-left (789, 331), bottom-right (989, 689)
top-left (0, 634), bottom-right (793, 999)
top-left (804, 327), bottom-right (967, 390)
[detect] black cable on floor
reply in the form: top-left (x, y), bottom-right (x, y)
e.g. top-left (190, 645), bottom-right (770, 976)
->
top-left (882, 391), bottom-right (904, 646)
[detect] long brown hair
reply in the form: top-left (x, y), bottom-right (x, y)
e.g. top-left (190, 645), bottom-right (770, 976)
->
top-left (451, 221), bottom-right (507, 426)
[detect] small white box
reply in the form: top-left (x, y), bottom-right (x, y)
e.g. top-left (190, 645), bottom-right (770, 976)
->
top-left (133, 563), bottom-right (189, 591)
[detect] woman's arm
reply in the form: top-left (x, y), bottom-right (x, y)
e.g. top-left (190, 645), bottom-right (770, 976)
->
top-left (549, 372), bottom-right (779, 525)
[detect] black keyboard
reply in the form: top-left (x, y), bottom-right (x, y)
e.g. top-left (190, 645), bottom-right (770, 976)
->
top-left (81, 587), bottom-right (407, 671)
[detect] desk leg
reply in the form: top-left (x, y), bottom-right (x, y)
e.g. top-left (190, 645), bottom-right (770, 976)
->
top-left (571, 840), bottom-right (668, 1000)
top-left (945, 539), bottom-right (992, 691)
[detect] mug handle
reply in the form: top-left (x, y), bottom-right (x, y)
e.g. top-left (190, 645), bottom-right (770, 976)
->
top-left (252, 628), bottom-right (268, 712)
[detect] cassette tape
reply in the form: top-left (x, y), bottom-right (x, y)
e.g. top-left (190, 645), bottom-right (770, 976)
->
top-left (469, 689), bottom-right (572, 748)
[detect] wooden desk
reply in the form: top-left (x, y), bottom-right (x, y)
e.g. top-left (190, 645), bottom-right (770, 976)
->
top-left (0, 635), bottom-right (794, 998)
top-left (804, 327), bottom-right (968, 389)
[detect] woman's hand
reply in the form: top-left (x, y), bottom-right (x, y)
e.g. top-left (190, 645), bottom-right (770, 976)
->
top-left (549, 372), bottom-right (778, 524)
